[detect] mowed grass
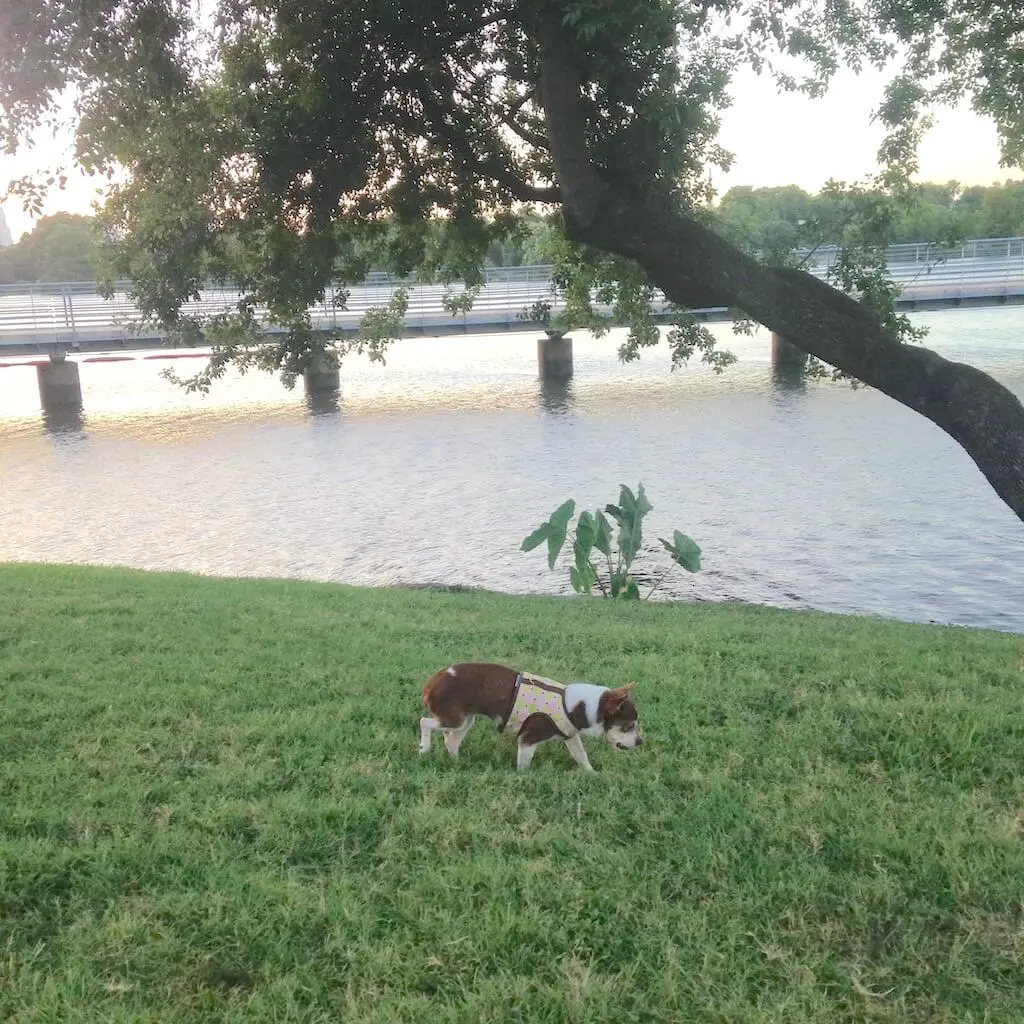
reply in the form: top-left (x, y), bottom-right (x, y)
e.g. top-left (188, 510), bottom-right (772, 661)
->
top-left (0, 564), bottom-right (1022, 1023)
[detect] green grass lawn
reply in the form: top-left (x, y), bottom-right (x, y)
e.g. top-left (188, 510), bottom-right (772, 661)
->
top-left (0, 563), bottom-right (1022, 1022)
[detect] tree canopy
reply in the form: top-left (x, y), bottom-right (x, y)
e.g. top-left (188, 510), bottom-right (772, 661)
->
top-left (2, 0), bottom-right (1023, 522)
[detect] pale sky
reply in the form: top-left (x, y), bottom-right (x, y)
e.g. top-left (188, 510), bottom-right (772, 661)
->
top-left (713, 65), bottom-right (1009, 195)
top-left (1, 62), bottom-right (1014, 243)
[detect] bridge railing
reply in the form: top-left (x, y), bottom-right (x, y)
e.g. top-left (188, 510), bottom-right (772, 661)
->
top-left (3, 236), bottom-right (1024, 345)
top-left (0, 266), bottom-right (565, 342)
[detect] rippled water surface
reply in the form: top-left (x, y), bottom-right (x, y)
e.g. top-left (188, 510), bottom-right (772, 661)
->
top-left (2, 307), bottom-right (1023, 632)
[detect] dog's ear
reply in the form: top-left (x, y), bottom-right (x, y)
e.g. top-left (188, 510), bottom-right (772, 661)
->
top-left (605, 684), bottom-right (635, 709)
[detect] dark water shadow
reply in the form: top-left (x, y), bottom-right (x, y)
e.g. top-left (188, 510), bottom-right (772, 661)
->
top-left (537, 376), bottom-right (576, 416)
top-left (304, 388), bottom-right (342, 418)
top-left (41, 405), bottom-right (87, 436)
top-left (770, 361), bottom-right (810, 394)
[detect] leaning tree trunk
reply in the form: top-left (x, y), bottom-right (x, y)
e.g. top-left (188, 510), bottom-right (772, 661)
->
top-left (537, 22), bottom-right (1024, 525)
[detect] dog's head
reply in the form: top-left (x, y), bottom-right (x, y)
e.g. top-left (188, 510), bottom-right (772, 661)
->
top-left (598, 683), bottom-right (643, 749)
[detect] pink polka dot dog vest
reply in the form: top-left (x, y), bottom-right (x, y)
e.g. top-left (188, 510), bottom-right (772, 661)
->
top-left (502, 673), bottom-right (578, 738)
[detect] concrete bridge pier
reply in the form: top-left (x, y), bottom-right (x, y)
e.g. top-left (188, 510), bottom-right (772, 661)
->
top-left (303, 350), bottom-right (341, 395)
top-left (37, 353), bottom-right (83, 413)
top-left (770, 332), bottom-right (808, 368)
top-left (537, 331), bottom-right (573, 380)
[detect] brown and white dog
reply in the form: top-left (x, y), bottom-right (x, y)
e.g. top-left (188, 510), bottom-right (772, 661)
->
top-left (419, 662), bottom-right (643, 772)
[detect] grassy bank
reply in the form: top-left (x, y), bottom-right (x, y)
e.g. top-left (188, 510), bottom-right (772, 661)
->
top-left (0, 564), bottom-right (1022, 1022)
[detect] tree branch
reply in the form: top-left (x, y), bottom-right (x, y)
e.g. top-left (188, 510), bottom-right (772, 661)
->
top-left (498, 87), bottom-right (549, 150)
top-left (418, 88), bottom-right (560, 205)
top-left (536, 13), bottom-right (1024, 523)
top-left (509, 89), bottom-right (535, 116)
top-left (499, 109), bottom-right (550, 151)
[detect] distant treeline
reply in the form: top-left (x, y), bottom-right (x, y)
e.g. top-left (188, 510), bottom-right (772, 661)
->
top-left (437, 179), bottom-right (1024, 267)
top-left (4, 179), bottom-right (1024, 284)
top-left (0, 213), bottom-right (98, 284)
top-left (709, 180), bottom-right (1024, 255)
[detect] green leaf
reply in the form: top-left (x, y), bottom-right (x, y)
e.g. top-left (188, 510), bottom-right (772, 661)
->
top-left (594, 510), bottom-right (614, 557)
top-left (615, 484), bottom-right (651, 570)
top-left (547, 531), bottom-right (565, 570)
top-left (521, 523), bottom-right (551, 552)
top-left (575, 510), bottom-right (597, 562)
top-left (549, 499), bottom-right (576, 532)
top-left (569, 566), bottom-right (586, 593)
top-left (618, 485), bottom-right (637, 517)
top-left (574, 513), bottom-right (600, 591)
top-left (660, 531), bottom-right (702, 573)
top-left (521, 499), bottom-right (576, 568)
top-left (623, 576), bottom-right (641, 600)
top-left (610, 571), bottom-right (628, 598)
top-left (618, 520), bottom-right (639, 568)
top-left (545, 498), bottom-right (577, 569)
top-left (618, 483), bottom-right (652, 521)
top-left (604, 503), bottom-right (623, 524)
top-left (635, 482), bottom-right (653, 519)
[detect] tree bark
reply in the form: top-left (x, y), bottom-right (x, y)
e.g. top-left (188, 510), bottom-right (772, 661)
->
top-left (538, 19), bottom-right (1024, 524)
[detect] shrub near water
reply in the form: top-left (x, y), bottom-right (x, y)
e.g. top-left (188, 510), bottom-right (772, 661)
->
top-left (1, 563), bottom-right (1022, 1022)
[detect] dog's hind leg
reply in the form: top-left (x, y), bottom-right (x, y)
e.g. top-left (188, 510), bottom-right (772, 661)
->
top-left (516, 741), bottom-right (537, 772)
top-left (442, 716), bottom-right (475, 758)
top-left (515, 714), bottom-right (561, 773)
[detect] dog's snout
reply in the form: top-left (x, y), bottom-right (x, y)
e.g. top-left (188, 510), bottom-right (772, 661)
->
top-left (636, 735), bottom-right (644, 746)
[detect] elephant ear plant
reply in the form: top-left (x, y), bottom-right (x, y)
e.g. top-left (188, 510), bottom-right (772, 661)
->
top-left (521, 483), bottom-right (701, 599)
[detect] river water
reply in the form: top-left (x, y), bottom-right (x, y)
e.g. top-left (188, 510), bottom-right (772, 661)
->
top-left (2, 307), bottom-right (1023, 632)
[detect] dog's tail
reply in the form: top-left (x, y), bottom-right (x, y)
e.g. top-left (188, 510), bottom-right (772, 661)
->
top-left (422, 670), bottom-right (443, 709)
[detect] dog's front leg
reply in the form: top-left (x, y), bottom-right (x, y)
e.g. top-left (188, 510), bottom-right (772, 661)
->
top-left (419, 717), bottom-right (438, 754)
top-left (564, 734), bottom-right (596, 772)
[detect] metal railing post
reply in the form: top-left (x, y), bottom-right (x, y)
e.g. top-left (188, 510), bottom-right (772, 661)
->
top-left (66, 286), bottom-right (77, 336)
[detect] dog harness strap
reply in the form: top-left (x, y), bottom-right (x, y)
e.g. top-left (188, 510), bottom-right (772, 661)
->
top-left (502, 673), bottom-right (577, 738)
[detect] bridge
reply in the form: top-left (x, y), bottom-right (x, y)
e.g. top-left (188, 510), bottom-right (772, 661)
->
top-left (3, 235), bottom-right (1024, 356)
top-left (2, 235), bottom-right (1024, 415)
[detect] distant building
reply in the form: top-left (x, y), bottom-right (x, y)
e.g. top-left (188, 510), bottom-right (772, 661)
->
top-left (0, 207), bottom-right (12, 247)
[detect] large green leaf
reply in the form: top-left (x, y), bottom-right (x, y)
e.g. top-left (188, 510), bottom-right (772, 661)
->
top-left (522, 499), bottom-right (576, 568)
top-left (549, 498), bottom-right (576, 532)
top-left (594, 510), bottom-right (614, 557)
top-left (569, 566), bottom-right (585, 593)
top-left (618, 520), bottom-right (640, 568)
top-left (547, 533), bottom-right (564, 570)
top-left (660, 530), bottom-right (702, 573)
top-left (635, 482), bottom-right (653, 520)
top-left (618, 485), bottom-right (637, 517)
top-left (618, 482), bottom-right (652, 519)
top-left (520, 523), bottom-right (550, 552)
top-left (545, 498), bottom-right (576, 569)
top-left (575, 510), bottom-right (597, 563)
top-left (572, 511), bottom-right (599, 592)
top-left (615, 483), bottom-right (652, 569)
